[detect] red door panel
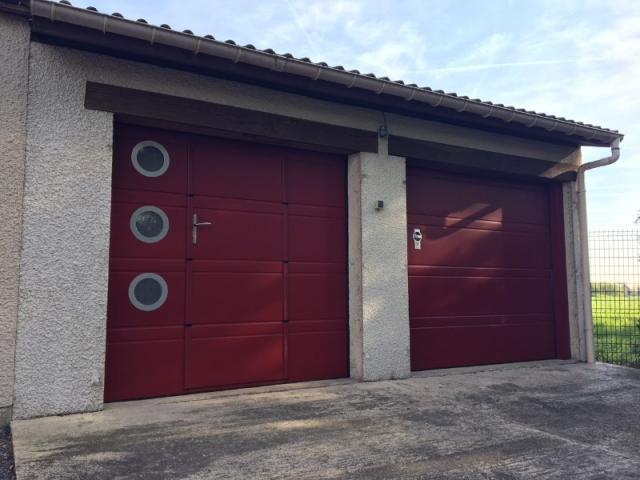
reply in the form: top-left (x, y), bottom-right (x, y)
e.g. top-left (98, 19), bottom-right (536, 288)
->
top-left (187, 141), bottom-right (286, 390)
top-left (288, 272), bottom-right (348, 320)
top-left (285, 149), bottom-right (348, 382)
top-left (107, 270), bottom-right (185, 328)
top-left (191, 139), bottom-right (283, 202)
top-left (106, 126), bottom-right (348, 401)
top-left (407, 172), bottom-right (549, 225)
top-left (106, 126), bottom-right (190, 401)
top-left (287, 330), bottom-right (349, 381)
top-left (410, 322), bottom-right (556, 370)
top-left (110, 201), bottom-right (187, 260)
top-left (192, 208), bottom-right (284, 261)
top-left (105, 332), bottom-right (184, 402)
top-left (190, 272), bottom-right (283, 324)
top-left (288, 212), bottom-right (346, 263)
top-left (407, 226), bottom-right (551, 269)
top-left (287, 152), bottom-right (345, 207)
top-left (187, 329), bottom-right (284, 389)
top-left (409, 276), bottom-right (553, 318)
top-left (112, 131), bottom-right (188, 195)
top-left (407, 168), bottom-right (563, 371)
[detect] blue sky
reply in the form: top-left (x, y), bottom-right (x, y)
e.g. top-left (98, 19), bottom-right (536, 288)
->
top-left (74, 0), bottom-right (640, 228)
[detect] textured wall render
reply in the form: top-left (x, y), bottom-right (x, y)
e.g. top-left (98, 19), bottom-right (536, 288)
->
top-left (13, 44), bottom-right (114, 419)
top-left (348, 152), bottom-right (411, 381)
top-left (0, 14), bottom-right (30, 423)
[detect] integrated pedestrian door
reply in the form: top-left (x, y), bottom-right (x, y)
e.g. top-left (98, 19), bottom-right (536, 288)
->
top-left (105, 126), bottom-right (348, 401)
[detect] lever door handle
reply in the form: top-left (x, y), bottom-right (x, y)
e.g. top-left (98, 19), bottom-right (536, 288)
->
top-left (192, 213), bottom-right (212, 244)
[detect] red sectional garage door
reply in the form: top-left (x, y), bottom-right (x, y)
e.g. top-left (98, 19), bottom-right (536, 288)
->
top-left (407, 167), bottom-right (569, 370)
top-left (105, 126), bottom-right (348, 402)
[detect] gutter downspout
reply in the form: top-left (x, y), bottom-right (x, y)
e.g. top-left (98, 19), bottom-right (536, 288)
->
top-left (576, 137), bottom-right (621, 363)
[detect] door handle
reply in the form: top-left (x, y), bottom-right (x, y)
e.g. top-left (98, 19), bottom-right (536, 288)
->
top-left (192, 213), bottom-right (212, 244)
top-left (412, 228), bottom-right (423, 250)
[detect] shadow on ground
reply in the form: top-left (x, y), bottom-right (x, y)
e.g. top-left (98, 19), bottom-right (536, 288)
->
top-left (10, 362), bottom-right (640, 480)
top-left (0, 426), bottom-right (16, 480)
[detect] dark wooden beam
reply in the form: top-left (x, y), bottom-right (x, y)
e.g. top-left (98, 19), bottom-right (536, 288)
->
top-left (86, 82), bottom-right (576, 181)
top-left (394, 137), bottom-right (577, 182)
top-left (85, 82), bottom-right (378, 154)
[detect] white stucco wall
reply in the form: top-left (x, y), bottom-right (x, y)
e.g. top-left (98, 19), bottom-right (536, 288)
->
top-left (0, 13), bottom-right (30, 425)
top-left (348, 150), bottom-right (411, 381)
top-left (13, 43), bottom-right (114, 419)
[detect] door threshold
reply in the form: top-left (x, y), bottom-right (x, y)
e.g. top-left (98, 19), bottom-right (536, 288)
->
top-left (410, 359), bottom-right (580, 379)
top-left (105, 377), bottom-right (356, 410)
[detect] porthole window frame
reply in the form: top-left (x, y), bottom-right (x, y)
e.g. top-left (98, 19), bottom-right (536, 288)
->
top-left (131, 140), bottom-right (171, 177)
top-left (129, 205), bottom-right (170, 244)
top-left (128, 272), bottom-right (169, 312)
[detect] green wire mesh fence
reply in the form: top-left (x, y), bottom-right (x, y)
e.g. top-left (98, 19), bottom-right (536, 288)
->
top-left (590, 229), bottom-right (640, 368)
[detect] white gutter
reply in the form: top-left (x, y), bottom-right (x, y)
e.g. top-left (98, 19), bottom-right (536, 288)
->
top-left (576, 138), bottom-right (621, 363)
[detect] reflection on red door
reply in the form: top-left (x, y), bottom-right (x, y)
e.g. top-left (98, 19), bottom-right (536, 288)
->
top-left (105, 126), bottom-right (348, 402)
top-left (407, 167), bottom-right (568, 370)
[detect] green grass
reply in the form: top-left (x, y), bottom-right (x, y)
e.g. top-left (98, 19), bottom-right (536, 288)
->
top-left (592, 294), bottom-right (640, 367)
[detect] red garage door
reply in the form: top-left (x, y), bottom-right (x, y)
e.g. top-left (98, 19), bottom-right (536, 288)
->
top-left (105, 126), bottom-right (348, 402)
top-left (407, 167), bottom-right (569, 370)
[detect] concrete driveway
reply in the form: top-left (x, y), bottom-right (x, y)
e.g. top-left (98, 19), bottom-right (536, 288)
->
top-left (11, 361), bottom-right (640, 479)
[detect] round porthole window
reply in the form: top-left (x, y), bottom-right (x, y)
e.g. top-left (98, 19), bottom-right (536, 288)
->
top-left (131, 141), bottom-right (170, 177)
top-left (130, 206), bottom-right (170, 243)
top-left (128, 273), bottom-right (168, 312)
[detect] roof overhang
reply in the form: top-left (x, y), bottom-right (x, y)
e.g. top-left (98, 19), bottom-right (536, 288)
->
top-left (4, 0), bottom-right (624, 148)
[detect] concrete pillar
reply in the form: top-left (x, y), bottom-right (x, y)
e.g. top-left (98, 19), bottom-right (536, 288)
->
top-left (348, 149), bottom-right (411, 381)
top-left (0, 13), bottom-right (30, 426)
top-left (564, 179), bottom-right (588, 361)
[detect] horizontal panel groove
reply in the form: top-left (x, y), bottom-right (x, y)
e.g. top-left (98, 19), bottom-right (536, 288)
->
top-left (287, 203), bottom-right (345, 211)
top-left (106, 339), bottom-right (183, 345)
top-left (408, 266), bottom-right (552, 277)
top-left (287, 331), bottom-right (348, 336)
top-left (408, 264), bottom-right (551, 271)
top-left (287, 213), bottom-right (345, 220)
top-left (408, 276), bottom-right (552, 281)
top-left (287, 261), bottom-right (347, 266)
top-left (410, 322), bottom-right (553, 330)
top-left (110, 258), bottom-right (186, 262)
top-left (191, 321), bottom-right (284, 327)
top-left (410, 313), bottom-right (552, 320)
top-left (407, 213), bottom-right (548, 229)
top-left (192, 257), bottom-right (284, 262)
top-left (111, 188), bottom-right (187, 198)
top-left (190, 334), bottom-right (284, 340)
top-left (407, 221), bottom-right (549, 235)
top-left (195, 206), bottom-right (284, 216)
top-left (287, 318), bottom-right (348, 323)
top-left (107, 325), bottom-right (185, 331)
top-left (406, 170), bottom-right (549, 193)
top-left (191, 272), bottom-right (282, 276)
top-left (287, 272), bottom-right (346, 278)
